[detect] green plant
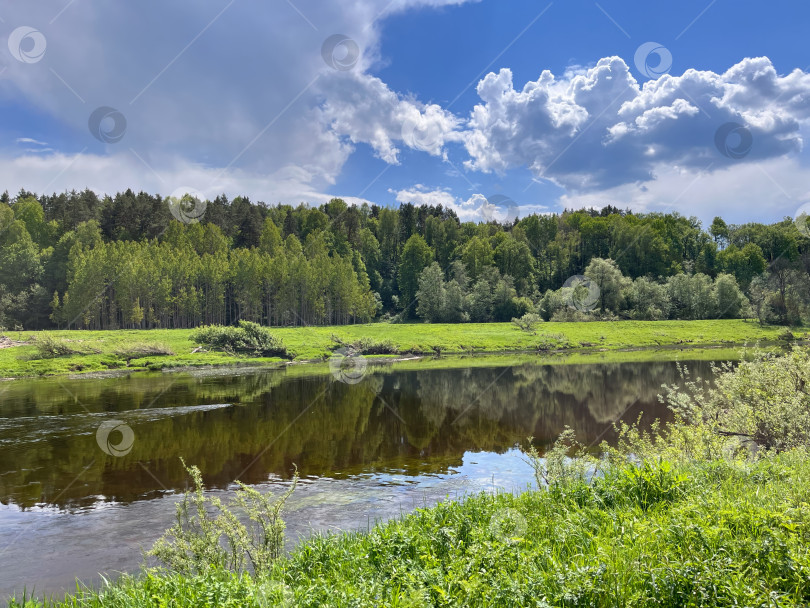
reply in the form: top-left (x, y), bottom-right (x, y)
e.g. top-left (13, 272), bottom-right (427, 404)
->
top-left (524, 427), bottom-right (598, 493)
top-left (330, 334), bottom-right (399, 355)
top-left (191, 321), bottom-right (288, 358)
top-left (113, 342), bottom-right (175, 363)
top-left (534, 332), bottom-right (567, 351)
top-left (661, 347), bottom-right (810, 452)
top-left (29, 333), bottom-right (94, 359)
top-left (606, 459), bottom-right (688, 510)
top-left (511, 312), bottom-right (542, 333)
top-left (148, 460), bottom-right (297, 576)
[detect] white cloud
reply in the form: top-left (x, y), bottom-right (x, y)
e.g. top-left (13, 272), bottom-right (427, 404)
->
top-left (317, 71), bottom-right (462, 164)
top-left (1, 1), bottom-right (809, 224)
top-left (392, 185), bottom-right (547, 222)
top-left (558, 156), bottom-right (810, 224)
top-left (463, 56), bottom-right (809, 192)
top-left (16, 137), bottom-right (49, 146)
top-left (0, 0), bottom-right (475, 199)
top-left (0, 151), bottom-right (356, 206)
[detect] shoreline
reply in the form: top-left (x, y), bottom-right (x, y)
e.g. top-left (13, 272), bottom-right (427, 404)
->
top-left (1, 339), bottom-right (798, 383)
top-left (0, 319), bottom-right (803, 381)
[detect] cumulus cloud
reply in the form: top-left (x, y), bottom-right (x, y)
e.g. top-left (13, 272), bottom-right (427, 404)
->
top-left (318, 71), bottom-right (462, 164)
top-left (463, 56), bottom-right (809, 192)
top-left (558, 156), bottom-right (810, 225)
top-left (2, 1), bottom-right (809, 220)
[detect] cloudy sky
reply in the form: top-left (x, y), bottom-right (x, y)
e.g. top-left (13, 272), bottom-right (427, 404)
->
top-left (1, 0), bottom-right (809, 224)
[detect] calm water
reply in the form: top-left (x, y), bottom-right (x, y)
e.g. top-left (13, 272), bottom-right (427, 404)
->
top-left (0, 358), bottom-right (710, 600)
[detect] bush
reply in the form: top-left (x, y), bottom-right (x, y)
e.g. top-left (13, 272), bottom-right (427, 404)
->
top-left (661, 347), bottom-right (810, 453)
top-left (330, 334), bottom-right (399, 355)
top-left (113, 342), bottom-right (175, 362)
top-left (148, 460), bottom-right (297, 576)
top-left (191, 321), bottom-right (288, 358)
top-left (511, 312), bottom-right (542, 333)
top-left (550, 307), bottom-right (595, 322)
top-left (30, 333), bottom-right (95, 359)
top-left (534, 332), bottom-right (568, 351)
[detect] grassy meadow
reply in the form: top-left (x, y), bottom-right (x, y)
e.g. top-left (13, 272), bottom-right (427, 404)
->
top-left (0, 319), bottom-right (802, 379)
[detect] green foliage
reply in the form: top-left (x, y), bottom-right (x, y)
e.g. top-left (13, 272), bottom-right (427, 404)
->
top-left (112, 342), bottom-right (175, 362)
top-left (147, 460), bottom-right (297, 576)
top-left (3, 190), bottom-right (810, 329)
top-left (30, 333), bottom-right (89, 359)
top-left (191, 321), bottom-right (289, 358)
top-left (661, 347), bottom-right (810, 452)
top-left (584, 257), bottom-right (629, 313)
top-left (14, 450), bottom-right (810, 607)
top-left (606, 459), bottom-right (688, 510)
top-left (511, 312), bottom-right (541, 333)
top-left (624, 276), bottom-right (670, 320)
top-left (398, 234), bottom-right (434, 315)
top-left (524, 427), bottom-right (596, 493)
top-left (330, 334), bottom-right (398, 355)
top-left (415, 262), bottom-right (446, 323)
top-left (713, 272), bottom-right (748, 318)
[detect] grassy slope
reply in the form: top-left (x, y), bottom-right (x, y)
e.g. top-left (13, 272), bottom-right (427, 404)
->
top-left (13, 452), bottom-right (810, 607)
top-left (0, 320), bottom-right (800, 378)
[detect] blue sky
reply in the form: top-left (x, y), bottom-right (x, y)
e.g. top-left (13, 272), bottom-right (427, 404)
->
top-left (1, 0), bottom-right (810, 225)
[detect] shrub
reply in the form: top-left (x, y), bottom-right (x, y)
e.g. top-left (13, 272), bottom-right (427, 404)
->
top-left (113, 342), bottom-right (175, 362)
top-left (661, 347), bottom-right (810, 452)
top-left (534, 332), bottom-right (568, 351)
top-left (524, 427), bottom-right (597, 491)
top-left (30, 333), bottom-right (94, 359)
top-left (550, 308), bottom-right (596, 322)
top-left (330, 334), bottom-right (398, 355)
top-left (511, 312), bottom-right (542, 333)
top-left (191, 321), bottom-right (288, 358)
top-left (148, 460), bottom-right (297, 576)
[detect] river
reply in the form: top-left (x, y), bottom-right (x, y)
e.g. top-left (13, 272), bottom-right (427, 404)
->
top-left (0, 356), bottom-right (712, 600)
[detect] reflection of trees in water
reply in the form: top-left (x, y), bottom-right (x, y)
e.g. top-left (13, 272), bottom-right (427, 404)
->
top-left (0, 362), bottom-right (712, 510)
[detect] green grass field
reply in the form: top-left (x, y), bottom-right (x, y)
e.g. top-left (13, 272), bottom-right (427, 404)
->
top-left (0, 319), bottom-right (801, 379)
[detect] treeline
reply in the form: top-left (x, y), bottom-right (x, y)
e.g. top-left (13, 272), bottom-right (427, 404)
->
top-left (0, 188), bottom-right (808, 329)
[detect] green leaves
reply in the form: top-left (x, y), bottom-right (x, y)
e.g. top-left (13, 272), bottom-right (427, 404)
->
top-left (191, 321), bottom-right (289, 358)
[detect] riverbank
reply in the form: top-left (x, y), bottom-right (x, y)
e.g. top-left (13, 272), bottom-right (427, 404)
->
top-left (0, 319), bottom-right (802, 379)
top-left (12, 450), bottom-right (810, 607)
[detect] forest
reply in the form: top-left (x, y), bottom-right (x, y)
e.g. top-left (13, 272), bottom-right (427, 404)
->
top-left (0, 187), bottom-right (808, 330)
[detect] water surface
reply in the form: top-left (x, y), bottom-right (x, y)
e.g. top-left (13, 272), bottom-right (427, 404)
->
top-left (0, 357), bottom-right (710, 600)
